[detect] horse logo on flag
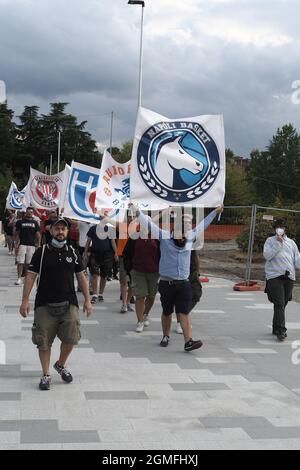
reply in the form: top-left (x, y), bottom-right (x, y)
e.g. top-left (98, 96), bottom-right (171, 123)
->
top-left (137, 121), bottom-right (220, 203)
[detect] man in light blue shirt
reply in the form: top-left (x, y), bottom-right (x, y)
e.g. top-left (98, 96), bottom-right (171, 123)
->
top-left (136, 205), bottom-right (223, 352)
top-left (263, 218), bottom-right (300, 341)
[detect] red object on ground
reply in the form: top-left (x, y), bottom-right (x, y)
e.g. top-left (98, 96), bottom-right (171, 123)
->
top-left (200, 276), bottom-right (209, 283)
top-left (204, 225), bottom-right (245, 242)
top-left (233, 281), bottom-right (260, 291)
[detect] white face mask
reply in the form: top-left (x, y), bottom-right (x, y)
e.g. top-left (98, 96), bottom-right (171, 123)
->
top-left (276, 228), bottom-right (285, 236)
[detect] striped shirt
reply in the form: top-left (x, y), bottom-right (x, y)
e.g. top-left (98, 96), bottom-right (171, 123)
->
top-left (263, 235), bottom-right (300, 281)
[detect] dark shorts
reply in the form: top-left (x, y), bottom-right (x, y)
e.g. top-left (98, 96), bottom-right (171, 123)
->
top-left (88, 251), bottom-right (113, 277)
top-left (158, 280), bottom-right (192, 315)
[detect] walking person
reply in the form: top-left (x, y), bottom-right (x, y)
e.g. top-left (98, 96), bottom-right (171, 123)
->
top-left (174, 250), bottom-right (202, 334)
top-left (123, 234), bottom-right (160, 332)
top-left (15, 206), bottom-right (41, 285)
top-left (19, 218), bottom-right (92, 390)
top-left (3, 210), bottom-right (15, 255)
top-left (263, 218), bottom-right (300, 341)
top-left (83, 223), bottom-right (118, 304)
top-left (134, 205), bottom-right (223, 351)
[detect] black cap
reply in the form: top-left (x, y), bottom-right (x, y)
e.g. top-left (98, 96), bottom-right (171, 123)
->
top-left (51, 217), bottom-right (69, 227)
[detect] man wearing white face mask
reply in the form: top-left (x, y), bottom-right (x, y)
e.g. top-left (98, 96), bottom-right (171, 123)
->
top-left (263, 218), bottom-right (300, 341)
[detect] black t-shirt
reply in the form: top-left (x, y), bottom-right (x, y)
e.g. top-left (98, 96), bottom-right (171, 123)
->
top-left (87, 225), bottom-right (113, 253)
top-left (28, 244), bottom-right (84, 309)
top-left (16, 218), bottom-right (40, 246)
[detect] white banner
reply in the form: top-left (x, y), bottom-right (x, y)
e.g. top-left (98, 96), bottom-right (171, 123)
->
top-left (130, 107), bottom-right (225, 208)
top-left (62, 161), bottom-right (101, 223)
top-left (25, 168), bottom-right (65, 210)
top-left (58, 163), bottom-right (71, 213)
top-left (95, 149), bottom-right (130, 219)
top-left (5, 182), bottom-right (27, 210)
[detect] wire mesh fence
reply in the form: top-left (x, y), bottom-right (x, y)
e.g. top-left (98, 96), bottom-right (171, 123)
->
top-left (201, 205), bottom-right (300, 286)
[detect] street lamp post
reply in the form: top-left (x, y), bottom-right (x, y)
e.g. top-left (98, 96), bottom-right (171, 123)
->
top-left (128, 0), bottom-right (145, 108)
top-left (110, 111), bottom-right (114, 156)
top-left (57, 130), bottom-right (61, 173)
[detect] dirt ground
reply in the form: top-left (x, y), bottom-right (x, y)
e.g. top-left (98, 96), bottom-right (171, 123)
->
top-left (200, 241), bottom-right (300, 301)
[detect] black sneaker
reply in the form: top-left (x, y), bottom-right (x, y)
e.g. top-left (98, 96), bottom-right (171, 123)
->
top-left (160, 335), bottom-right (169, 347)
top-left (91, 295), bottom-right (98, 304)
top-left (98, 295), bottom-right (104, 302)
top-left (277, 332), bottom-right (288, 342)
top-left (53, 362), bottom-right (73, 383)
top-left (184, 339), bottom-right (203, 352)
top-left (39, 375), bottom-right (51, 391)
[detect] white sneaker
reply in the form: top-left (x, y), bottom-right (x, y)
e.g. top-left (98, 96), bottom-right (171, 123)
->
top-left (143, 314), bottom-right (150, 327)
top-left (175, 323), bottom-right (183, 334)
top-left (120, 304), bottom-right (128, 313)
top-left (15, 278), bottom-right (22, 286)
top-left (136, 321), bottom-right (144, 333)
top-left (127, 304), bottom-right (134, 312)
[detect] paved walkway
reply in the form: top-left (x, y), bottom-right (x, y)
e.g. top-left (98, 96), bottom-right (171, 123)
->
top-left (1, 246), bottom-right (300, 450)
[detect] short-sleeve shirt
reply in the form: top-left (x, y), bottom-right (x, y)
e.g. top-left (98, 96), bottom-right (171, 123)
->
top-left (28, 244), bottom-right (84, 309)
top-left (16, 218), bottom-right (40, 246)
top-left (87, 225), bottom-right (112, 253)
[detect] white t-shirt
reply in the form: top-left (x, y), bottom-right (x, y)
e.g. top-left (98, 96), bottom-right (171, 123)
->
top-left (77, 221), bottom-right (91, 248)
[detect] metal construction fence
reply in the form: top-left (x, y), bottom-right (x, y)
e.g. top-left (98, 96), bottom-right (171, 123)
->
top-left (202, 205), bottom-right (300, 286)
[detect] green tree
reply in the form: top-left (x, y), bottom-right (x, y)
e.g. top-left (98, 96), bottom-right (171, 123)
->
top-left (224, 148), bottom-right (253, 206)
top-left (39, 102), bottom-right (101, 171)
top-left (112, 140), bottom-right (133, 163)
top-left (247, 124), bottom-right (300, 206)
top-left (0, 102), bottom-right (17, 172)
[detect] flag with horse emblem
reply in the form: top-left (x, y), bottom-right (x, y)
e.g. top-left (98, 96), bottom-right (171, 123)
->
top-left (25, 168), bottom-right (65, 210)
top-left (95, 149), bottom-right (130, 220)
top-left (6, 182), bottom-right (27, 210)
top-left (130, 107), bottom-right (225, 209)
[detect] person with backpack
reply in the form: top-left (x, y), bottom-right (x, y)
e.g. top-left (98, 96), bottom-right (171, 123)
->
top-left (123, 233), bottom-right (160, 333)
top-left (19, 217), bottom-right (92, 390)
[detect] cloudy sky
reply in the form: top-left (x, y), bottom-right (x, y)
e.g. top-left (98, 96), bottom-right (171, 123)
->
top-left (1, 0), bottom-right (299, 156)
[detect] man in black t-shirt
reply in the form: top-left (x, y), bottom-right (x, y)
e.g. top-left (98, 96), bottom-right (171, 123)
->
top-left (83, 224), bottom-right (118, 303)
top-left (15, 206), bottom-right (40, 286)
top-left (19, 218), bottom-right (92, 391)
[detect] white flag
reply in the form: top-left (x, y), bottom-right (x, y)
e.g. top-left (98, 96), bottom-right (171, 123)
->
top-left (6, 182), bottom-right (27, 210)
top-left (95, 149), bottom-right (130, 219)
top-left (26, 168), bottom-right (65, 210)
top-left (58, 164), bottom-right (71, 213)
top-left (130, 107), bottom-right (225, 209)
top-left (62, 161), bottom-right (101, 223)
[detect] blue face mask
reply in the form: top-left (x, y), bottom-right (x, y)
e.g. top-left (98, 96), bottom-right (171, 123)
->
top-left (51, 238), bottom-right (67, 249)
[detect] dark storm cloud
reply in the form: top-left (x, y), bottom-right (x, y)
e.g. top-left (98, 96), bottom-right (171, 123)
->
top-left (1, 0), bottom-right (300, 155)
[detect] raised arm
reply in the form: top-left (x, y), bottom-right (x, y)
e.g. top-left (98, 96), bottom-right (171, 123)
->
top-left (186, 206), bottom-right (222, 242)
top-left (137, 209), bottom-right (170, 240)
